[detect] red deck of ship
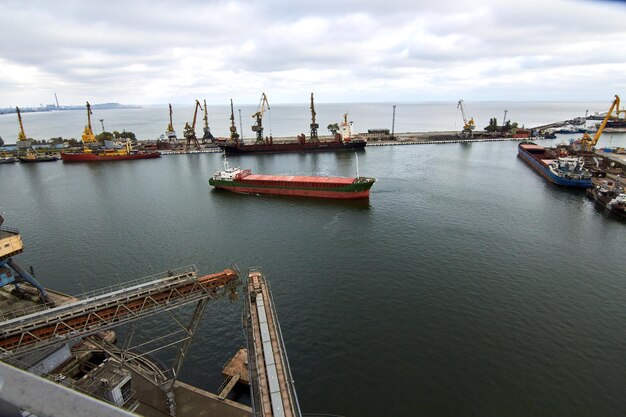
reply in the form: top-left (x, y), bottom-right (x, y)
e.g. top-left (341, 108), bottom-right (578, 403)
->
top-left (242, 174), bottom-right (355, 185)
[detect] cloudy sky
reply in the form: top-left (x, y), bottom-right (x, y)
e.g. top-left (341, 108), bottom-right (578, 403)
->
top-left (1, 0), bottom-right (625, 106)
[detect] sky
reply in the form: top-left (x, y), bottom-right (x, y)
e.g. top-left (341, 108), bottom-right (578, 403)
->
top-left (1, 0), bottom-right (625, 107)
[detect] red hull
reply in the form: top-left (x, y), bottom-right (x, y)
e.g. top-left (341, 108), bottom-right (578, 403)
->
top-left (216, 185), bottom-right (370, 199)
top-left (60, 152), bottom-right (161, 162)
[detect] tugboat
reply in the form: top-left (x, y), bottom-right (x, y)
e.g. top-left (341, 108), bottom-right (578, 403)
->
top-left (60, 102), bottom-right (160, 162)
top-left (587, 177), bottom-right (626, 218)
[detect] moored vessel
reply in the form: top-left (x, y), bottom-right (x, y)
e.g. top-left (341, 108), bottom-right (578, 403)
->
top-left (60, 102), bottom-right (160, 162)
top-left (518, 142), bottom-right (592, 187)
top-left (209, 159), bottom-right (375, 199)
top-left (218, 93), bottom-right (367, 155)
top-left (586, 178), bottom-right (626, 218)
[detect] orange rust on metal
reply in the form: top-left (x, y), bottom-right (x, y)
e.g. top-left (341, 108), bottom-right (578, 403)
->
top-left (0, 269), bottom-right (238, 351)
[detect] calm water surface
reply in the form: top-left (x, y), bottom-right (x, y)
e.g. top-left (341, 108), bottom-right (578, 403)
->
top-left (1, 138), bottom-right (625, 416)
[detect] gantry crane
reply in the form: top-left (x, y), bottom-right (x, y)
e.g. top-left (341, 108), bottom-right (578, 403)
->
top-left (229, 99), bottom-right (240, 146)
top-left (165, 104), bottom-right (177, 141)
top-left (202, 99), bottom-right (214, 143)
top-left (310, 92), bottom-right (319, 143)
top-left (580, 95), bottom-right (620, 152)
top-left (457, 100), bottom-right (475, 138)
top-left (183, 100), bottom-right (203, 150)
top-left (252, 93), bottom-right (270, 145)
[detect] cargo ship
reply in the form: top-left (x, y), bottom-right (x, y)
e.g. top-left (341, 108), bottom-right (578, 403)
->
top-left (518, 142), bottom-right (592, 187)
top-left (219, 93), bottom-right (367, 155)
top-left (209, 159), bottom-right (375, 199)
top-left (60, 102), bottom-right (160, 162)
top-left (586, 178), bottom-right (626, 218)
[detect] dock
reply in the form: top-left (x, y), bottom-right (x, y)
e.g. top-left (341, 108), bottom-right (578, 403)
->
top-left (244, 268), bottom-right (301, 417)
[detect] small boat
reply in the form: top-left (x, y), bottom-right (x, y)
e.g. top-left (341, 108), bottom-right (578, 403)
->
top-left (209, 159), bottom-right (375, 199)
top-left (0, 152), bottom-right (17, 164)
top-left (17, 149), bottom-right (58, 163)
top-left (587, 178), bottom-right (626, 218)
top-left (518, 142), bottom-right (592, 187)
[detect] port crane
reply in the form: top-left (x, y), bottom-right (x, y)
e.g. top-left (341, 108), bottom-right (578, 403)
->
top-left (202, 99), bottom-right (214, 143)
top-left (82, 102), bottom-right (97, 144)
top-left (580, 95), bottom-right (620, 152)
top-left (183, 99), bottom-right (202, 150)
top-left (457, 100), bottom-right (475, 138)
top-left (310, 92), bottom-right (319, 142)
top-left (229, 99), bottom-right (240, 145)
top-left (16, 107), bottom-right (27, 142)
top-left (165, 103), bottom-right (177, 141)
top-left (252, 92), bottom-right (270, 145)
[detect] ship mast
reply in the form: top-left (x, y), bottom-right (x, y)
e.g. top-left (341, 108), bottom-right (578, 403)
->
top-left (82, 102), bottom-right (97, 144)
top-left (310, 92), bottom-right (319, 143)
top-left (229, 99), bottom-right (240, 146)
top-left (16, 107), bottom-right (27, 141)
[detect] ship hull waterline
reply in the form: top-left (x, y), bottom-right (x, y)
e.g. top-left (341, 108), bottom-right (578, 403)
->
top-left (60, 152), bottom-right (161, 162)
top-left (218, 140), bottom-right (366, 155)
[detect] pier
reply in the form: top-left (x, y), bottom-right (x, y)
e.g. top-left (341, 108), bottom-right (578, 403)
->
top-left (244, 268), bottom-right (301, 417)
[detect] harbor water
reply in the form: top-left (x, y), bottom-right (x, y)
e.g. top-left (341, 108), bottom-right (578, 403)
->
top-left (1, 103), bottom-right (626, 416)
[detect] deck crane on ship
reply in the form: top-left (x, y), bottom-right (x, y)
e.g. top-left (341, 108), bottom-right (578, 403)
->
top-left (457, 100), bottom-right (475, 138)
top-left (183, 100), bottom-right (203, 150)
top-left (165, 103), bottom-right (177, 141)
top-left (579, 95), bottom-right (620, 153)
top-left (202, 99), bottom-right (215, 144)
top-left (310, 92), bottom-right (319, 143)
top-left (252, 92), bottom-right (270, 145)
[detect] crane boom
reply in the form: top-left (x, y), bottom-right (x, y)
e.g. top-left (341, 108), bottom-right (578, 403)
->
top-left (16, 107), bottom-right (27, 141)
top-left (310, 92), bottom-right (319, 142)
top-left (252, 93), bottom-right (270, 144)
top-left (229, 99), bottom-right (240, 145)
top-left (183, 100), bottom-right (203, 150)
top-left (167, 104), bottom-right (174, 132)
top-left (457, 100), bottom-right (475, 137)
top-left (82, 102), bottom-right (97, 144)
top-left (581, 95), bottom-right (620, 151)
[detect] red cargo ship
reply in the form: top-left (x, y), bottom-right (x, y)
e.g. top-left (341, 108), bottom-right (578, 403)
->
top-left (209, 160), bottom-right (375, 199)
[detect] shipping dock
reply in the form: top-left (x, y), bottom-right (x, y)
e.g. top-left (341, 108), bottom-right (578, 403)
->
top-left (0, 216), bottom-right (302, 417)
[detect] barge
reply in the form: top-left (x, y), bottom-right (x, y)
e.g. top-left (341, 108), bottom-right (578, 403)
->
top-left (209, 160), bottom-right (375, 199)
top-left (518, 142), bottom-right (592, 187)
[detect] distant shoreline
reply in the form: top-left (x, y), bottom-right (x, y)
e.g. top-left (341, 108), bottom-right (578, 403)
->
top-left (0, 103), bottom-right (140, 115)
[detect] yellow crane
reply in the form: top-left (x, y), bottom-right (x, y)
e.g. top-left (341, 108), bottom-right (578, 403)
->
top-left (252, 93), bottom-right (270, 144)
top-left (580, 95), bottom-right (620, 152)
top-left (310, 92), bottom-right (319, 143)
top-left (82, 102), bottom-right (97, 144)
top-left (457, 100), bottom-right (475, 138)
top-left (16, 107), bottom-right (27, 141)
top-left (183, 100), bottom-right (203, 150)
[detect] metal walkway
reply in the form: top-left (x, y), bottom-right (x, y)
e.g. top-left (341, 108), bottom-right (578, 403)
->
top-left (0, 266), bottom-right (239, 359)
top-left (244, 268), bottom-right (301, 417)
